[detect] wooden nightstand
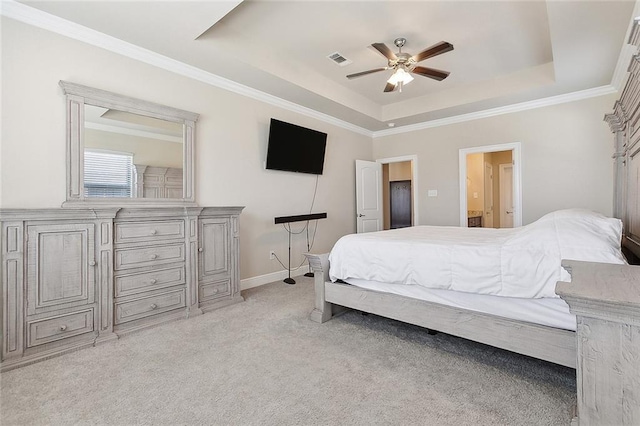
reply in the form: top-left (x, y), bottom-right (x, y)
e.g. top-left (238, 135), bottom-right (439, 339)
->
top-left (468, 216), bottom-right (482, 227)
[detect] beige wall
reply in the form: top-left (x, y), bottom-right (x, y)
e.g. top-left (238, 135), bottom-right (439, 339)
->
top-left (373, 94), bottom-right (617, 226)
top-left (0, 18), bottom-right (373, 280)
top-left (85, 129), bottom-right (183, 169)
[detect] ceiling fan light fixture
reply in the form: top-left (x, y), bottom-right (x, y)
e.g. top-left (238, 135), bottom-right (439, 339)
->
top-left (347, 38), bottom-right (453, 92)
top-left (387, 68), bottom-right (414, 86)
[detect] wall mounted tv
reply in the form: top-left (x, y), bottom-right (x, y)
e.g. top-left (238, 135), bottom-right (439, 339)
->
top-left (266, 118), bottom-right (327, 175)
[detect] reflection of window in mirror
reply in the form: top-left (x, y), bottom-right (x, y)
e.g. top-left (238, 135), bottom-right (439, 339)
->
top-left (84, 149), bottom-right (134, 198)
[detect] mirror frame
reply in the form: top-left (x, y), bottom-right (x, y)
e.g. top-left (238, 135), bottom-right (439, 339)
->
top-left (59, 81), bottom-right (199, 206)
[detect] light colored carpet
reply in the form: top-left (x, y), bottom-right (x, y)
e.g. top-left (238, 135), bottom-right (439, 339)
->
top-left (0, 277), bottom-right (575, 425)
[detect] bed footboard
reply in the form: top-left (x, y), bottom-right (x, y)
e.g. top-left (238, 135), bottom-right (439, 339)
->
top-left (304, 253), bottom-right (333, 323)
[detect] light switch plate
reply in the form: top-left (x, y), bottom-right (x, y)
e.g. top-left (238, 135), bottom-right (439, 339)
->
top-left (427, 189), bottom-right (438, 197)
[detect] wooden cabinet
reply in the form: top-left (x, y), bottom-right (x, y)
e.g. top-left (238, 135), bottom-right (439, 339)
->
top-left (24, 222), bottom-right (99, 352)
top-left (26, 223), bottom-right (96, 315)
top-left (467, 216), bottom-right (482, 227)
top-left (1, 209), bottom-right (118, 370)
top-left (0, 206), bottom-right (243, 371)
top-left (198, 208), bottom-right (243, 311)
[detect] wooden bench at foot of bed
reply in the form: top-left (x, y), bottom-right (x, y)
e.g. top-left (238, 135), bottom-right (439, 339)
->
top-left (305, 253), bottom-right (640, 425)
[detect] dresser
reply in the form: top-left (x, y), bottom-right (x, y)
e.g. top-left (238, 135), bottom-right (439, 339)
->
top-left (0, 206), bottom-right (243, 371)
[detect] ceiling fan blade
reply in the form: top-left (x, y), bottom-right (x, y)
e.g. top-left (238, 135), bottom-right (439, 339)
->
top-left (412, 66), bottom-right (450, 81)
top-left (371, 43), bottom-right (397, 60)
top-left (383, 82), bottom-right (397, 92)
top-left (411, 41), bottom-right (454, 63)
top-left (346, 67), bottom-right (388, 79)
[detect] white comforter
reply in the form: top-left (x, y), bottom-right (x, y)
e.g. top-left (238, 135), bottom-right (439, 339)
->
top-left (329, 209), bottom-right (627, 298)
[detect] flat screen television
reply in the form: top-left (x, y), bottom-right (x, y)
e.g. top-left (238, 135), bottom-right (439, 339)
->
top-left (266, 118), bottom-right (327, 175)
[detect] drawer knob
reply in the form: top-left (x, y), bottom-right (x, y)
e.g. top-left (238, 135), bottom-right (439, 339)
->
top-left (59, 325), bottom-right (68, 331)
top-left (150, 303), bottom-right (158, 310)
top-left (213, 288), bottom-right (219, 294)
top-left (150, 254), bottom-right (158, 260)
top-left (150, 229), bottom-right (157, 235)
top-left (198, 247), bottom-right (203, 252)
top-left (89, 261), bottom-right (96, 266)
top-left (150, 279), bottom-right (157, 284)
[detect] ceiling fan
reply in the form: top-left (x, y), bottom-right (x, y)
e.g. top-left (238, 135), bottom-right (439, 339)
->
top-left (347, 38), bottom-right (454, 92)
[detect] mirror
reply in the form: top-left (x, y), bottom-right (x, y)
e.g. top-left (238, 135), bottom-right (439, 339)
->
top-left (84, 105), bottom-right (184, 199)
top-left (60, 81), bottom-right (198, 205)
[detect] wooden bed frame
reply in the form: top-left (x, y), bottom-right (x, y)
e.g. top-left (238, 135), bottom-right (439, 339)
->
top-left (305, 21), bottom-right (640, 426)
top-left (305, 253), bottom-right (577, 367)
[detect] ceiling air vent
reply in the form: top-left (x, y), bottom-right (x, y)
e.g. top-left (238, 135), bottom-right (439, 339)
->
top-left (327, 52), bottom-right (352, 67)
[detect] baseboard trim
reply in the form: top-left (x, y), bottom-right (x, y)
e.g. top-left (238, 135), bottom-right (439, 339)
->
top-left (241, 267), bottom-right (311, 290)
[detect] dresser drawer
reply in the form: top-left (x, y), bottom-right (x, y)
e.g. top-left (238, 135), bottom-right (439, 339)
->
top-left (115, 220), bottom-right (185, 244)
top-left (27, 309), bottom-right (94, 348)
top-left (114, 243), bottom-right (185, 270)
top-left (115, 289), bottom-right (186, 325)
top-left (115, 266), bottom-right (186, 298)
top-left (199, 279), bottom-right (231, 302)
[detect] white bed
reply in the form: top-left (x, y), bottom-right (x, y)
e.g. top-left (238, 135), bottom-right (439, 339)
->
top-left (326, 209), bottom-right (625, 333)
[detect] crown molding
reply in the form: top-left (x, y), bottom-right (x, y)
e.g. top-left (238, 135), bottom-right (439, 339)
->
top-left (0, 0), bottom-right (373, 138)
top-left (0, 0), bottom-right (624, 140)
top-left (372, 85), bottom-right (617, 138)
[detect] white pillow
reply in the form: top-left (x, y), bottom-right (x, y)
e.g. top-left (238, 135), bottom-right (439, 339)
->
top-left (524, 209), bottom-right (626, 264)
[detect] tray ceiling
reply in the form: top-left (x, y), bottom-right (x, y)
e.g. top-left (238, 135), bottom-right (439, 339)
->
top-left (17, 1), bottom-right (638, 132)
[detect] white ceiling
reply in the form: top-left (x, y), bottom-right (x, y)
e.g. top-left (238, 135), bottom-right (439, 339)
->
top-left (16, 1), bottom-right (639, 132)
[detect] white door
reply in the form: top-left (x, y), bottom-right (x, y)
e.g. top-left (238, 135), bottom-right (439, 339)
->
top-left (483, 162), bottom-right (494, 228)
top-left (500, 163), bottom-right (514, 228)
top-left (355, 160), bottom-right (383, 233)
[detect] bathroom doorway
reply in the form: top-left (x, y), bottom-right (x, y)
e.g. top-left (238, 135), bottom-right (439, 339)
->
top-left (459, 143), bottom-right (522, 228)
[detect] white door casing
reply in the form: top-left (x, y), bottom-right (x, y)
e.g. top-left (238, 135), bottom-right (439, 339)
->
top-left (355, 160), bottom-right (383, 233)
top-left (500, 163), bottom-right (514, 228)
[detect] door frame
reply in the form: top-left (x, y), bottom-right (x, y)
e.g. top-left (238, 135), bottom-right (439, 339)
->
top-left (376, 155), bottom-right (419, 226)
top-left (458, 142), bottom-right (522, 228)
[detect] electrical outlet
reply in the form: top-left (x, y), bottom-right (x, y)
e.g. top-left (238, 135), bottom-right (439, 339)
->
top-left (269, 250), bottom-right (275, 260)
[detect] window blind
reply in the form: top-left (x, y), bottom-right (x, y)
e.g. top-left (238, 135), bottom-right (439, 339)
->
top-left (84, 150), bottom-right (134, 197)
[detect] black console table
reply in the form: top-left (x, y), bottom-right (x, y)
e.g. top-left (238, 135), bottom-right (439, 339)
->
top-left (274, 212), bottom-right (327, 284)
